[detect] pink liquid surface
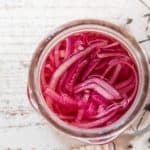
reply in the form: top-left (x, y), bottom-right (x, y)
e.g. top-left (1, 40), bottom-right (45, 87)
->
top-left (40, 31), bottom-right (138, 128)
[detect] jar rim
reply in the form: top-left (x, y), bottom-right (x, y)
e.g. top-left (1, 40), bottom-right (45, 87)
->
top-left (28, 19), bottom-right (149, 140)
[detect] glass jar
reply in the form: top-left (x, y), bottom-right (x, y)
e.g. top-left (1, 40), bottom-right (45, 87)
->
top-left (27, 19), bottom-right (150, 144)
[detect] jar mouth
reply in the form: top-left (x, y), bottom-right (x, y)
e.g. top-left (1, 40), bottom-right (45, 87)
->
top-left (28, 19), bottom-right (149, 139)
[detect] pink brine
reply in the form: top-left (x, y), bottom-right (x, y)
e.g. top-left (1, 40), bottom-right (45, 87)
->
top-left (40, 31), bottom-right (138, 128)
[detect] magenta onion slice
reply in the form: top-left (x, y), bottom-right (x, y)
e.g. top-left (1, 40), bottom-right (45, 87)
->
top-left (40, 31), bottom-right (139, 129)
top-left (102, 41), bottom-right (119, 48)
top-left (88, 103), bottom-right (123, 120)
top-left (49, 42), bottom-right (107, 90)
top-left (75, 82), bottom-right (116, 100)
top-left (72, 109), bottom-right (120, 128)
top-left (109, 64), bottom-right (122, 84)
top-left (75, 77), bottom-right (121, 99)
top-left (97, 52), bottom-right (128, 59)
top-left (81, 59), bottom-right (100, 81)
top-left (54, 43), bottom-right (61, 67)
top-left (65, 59), bottom-right (88, 92)
top-left (115, 75), bottom-right (134, 89)
top-left (65, 37), bottom-right (72, 58)
top-left (91, 91), bottom-right (113, 106)
top-left (45, 88), bottom-right (78, 107)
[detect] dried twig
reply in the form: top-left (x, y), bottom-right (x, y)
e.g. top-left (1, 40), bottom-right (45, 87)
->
top-left (138, 38), bottom-right (150, 43)
top-left (144, 103), bottom-right (150, 111)
top-left (126, 18), bottom-right (133, 25)
top-left (144, 13), bottom-right (150, 17)
top-left (112, 142), bottom-right (117, 150)
top-left (139, 0), bottom-right (150, 11)
top-left (136, 111), bottom-right (147, 130)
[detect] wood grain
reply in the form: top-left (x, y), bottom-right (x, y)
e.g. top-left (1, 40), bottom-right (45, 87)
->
top-left (0, 0), bottom-right (149, 149)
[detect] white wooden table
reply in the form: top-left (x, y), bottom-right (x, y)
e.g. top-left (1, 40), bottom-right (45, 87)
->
top-left (0, 0), bottom-right (149, 149)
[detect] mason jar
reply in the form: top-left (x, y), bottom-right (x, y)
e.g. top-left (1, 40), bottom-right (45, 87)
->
top-left (27, 19), bottom-right (150, 144)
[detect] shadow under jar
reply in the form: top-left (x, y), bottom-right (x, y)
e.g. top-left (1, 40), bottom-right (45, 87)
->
top-left (27, 19), bottom-right (149, 144)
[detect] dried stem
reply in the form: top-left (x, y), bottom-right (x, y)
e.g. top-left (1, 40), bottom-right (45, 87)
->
top-left (138, 38), bottom-right (150, 43)
top-left (112, 142), bottom-right (117, 150)
top-left (136, 110), bottom-right (146, 130)
top-left (139, 0), bottom-right (150, 11)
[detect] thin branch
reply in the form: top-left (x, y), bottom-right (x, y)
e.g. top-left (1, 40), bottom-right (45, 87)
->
top-left (126, 18), bottom-right (133, 25)
top-left (144, 13), bottom-right (150, 17)
top-left (138, 38), bottom-right (150, 43)
top-left (144, 103), bottom-right (150, 111)
top-left (136, 110), bottom-right (147, 130)
top-left (139, 0), bottom-right (150, 10)
top-left (112, 142), bottom-right (117, 150)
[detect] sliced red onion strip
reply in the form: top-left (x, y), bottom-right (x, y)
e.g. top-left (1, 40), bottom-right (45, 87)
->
top-left (102, 41), bottom-right (119, 48)
top-left (72, 110), bottom-right (119, 128)
top-left (91, 92), bottom-right (112, 106)
top-left (45, 88), bottom-right (78, 107)
top-left (81, 59), bottom-right (100, 81)
top-left (65, 37), bottom-right (72, 58)
top-left (45, 96), bottom-right (53, 110)
top-left (60, 50), bottom-right (65, 58)
top-left (88, 103), bottom-right (122, 120)
top-left (108, 61), bottom-right (138, 103)
top-left (108, 57), bottom-right (130, 65)
top-left (85, 102), bottom-right (97, 117)
top-left (109, 64), bottom-right (122, 84)
top-left (97, 52), bottom-right (128, 59)
top-left (102, 57), bottom-right (130, 77)
top-left (88, 74), bottom-right (104, 80)
top-left (115, 75), bottom-right (134, 89)
top-left (59, 115), bottom-right (75, 120)
top-left (75, 40), bottom-right (84, 51)
top-left (94, 59), bottom-right (109, 71)
top-left (65, 59), bottom-right (88, 91)
top-left (41, 63), bottom-right (47, 90)
top-left (49, 43), bottom-right (107, 90)
top-left (126, 66), bottom-right (138, 104)
top-left (102, 65), bottom-right (115, 77)
top-left (116, 61), bottom-right (138, 105)
top-left (75, 77), bottom-right (121, 99)
top-left (82, 90), bottom-right (90, 102)
top-left (119, 83), bottom-right (135, 94)
top-left (45, 88), bottom-right (60, 101)
top-left (87, 39), bottom-right (108, 45)
top-left (57, 72), bottom-right (67, 92)
top-left (46, 64), bottom-right (54, 73)
top-left (76, 108), bottom-right (85, 122)
top-left (49, 50), bottom-right (55, 67)
top-left (54, 44), bottom-right (61, 67)
top-left (75, 83), bottom-right (115, 100)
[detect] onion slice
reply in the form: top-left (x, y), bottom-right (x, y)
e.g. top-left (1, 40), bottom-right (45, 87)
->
top-left (72, 109), bottom-right (119, 128)
top-left (109, 64), bottom-right (122, 84)
top-left (97, 52), bottom-right (128, 59)
top-left (75, 77), bottom-right (121, 99)
top-left (49, 43), bottom-right (107, 90)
